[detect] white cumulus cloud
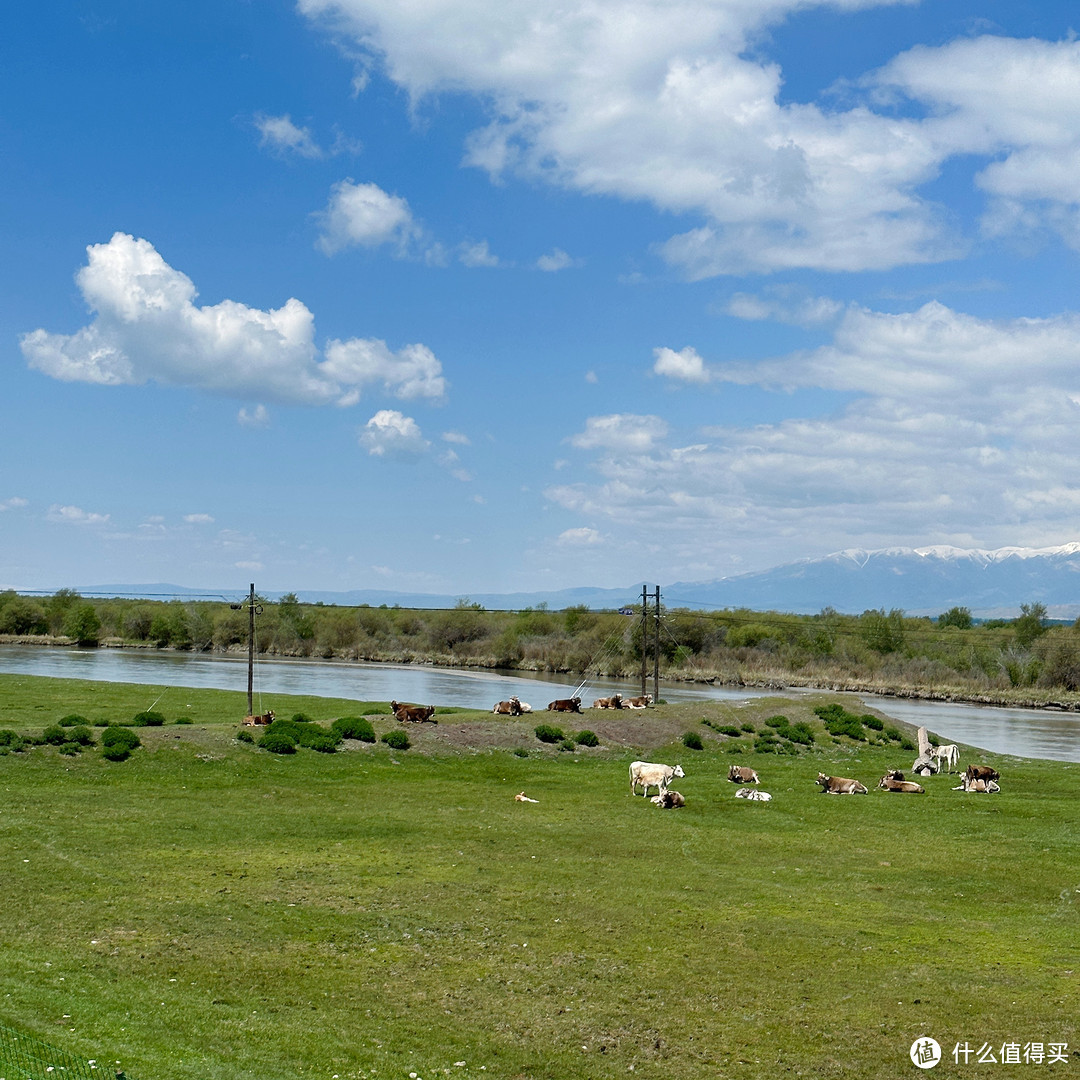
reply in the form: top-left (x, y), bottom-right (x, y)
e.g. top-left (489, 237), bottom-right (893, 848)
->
top-left (20, 233), bottom-right (445, 407)
top-left (316, 179), bottom-right (423, 256)
top-left (359, 409), bottom-right (431, 459)
top-left (653, 346), bottom-right (709, 384)
top-left (47, 504), bottom-right (110, 526)
top-left (298, 1), bottom-right (1080, 273)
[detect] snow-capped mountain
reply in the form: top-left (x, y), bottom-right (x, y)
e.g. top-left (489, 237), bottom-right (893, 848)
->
top-left (76, 543), bottom-right (1080, 616)
top-left (663, 543), bottom-right (1080, 617)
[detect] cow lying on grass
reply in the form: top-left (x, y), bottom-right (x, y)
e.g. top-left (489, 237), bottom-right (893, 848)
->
top-left (622, 694), bottom-right (652, 709)
top-left (816, 772), bottom-right (868, 794)
top-left (629, 760), bottom-right (684, 798)
top-left (243, 710), bottom-right (275, 726)
top-left (493, 697), bottom-right (523, 715)
top-left (735, 788), bottom-right (772, 802)
top-left (954, 775), bottom-right (1001, 793)
top-left (591, 695), bottom-right (622, 709)
top-left (728, 765), bottom-right (760, 784)
top-left (878, 769), bottom-right (925, 794)
top-left (391, 701), bottom-right (437, 723)
top-left (651, 790), bottom-right (685, 809)
top-left (547, 697), bottom-right (582, 713)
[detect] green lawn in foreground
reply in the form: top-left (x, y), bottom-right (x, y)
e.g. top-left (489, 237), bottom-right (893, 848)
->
top-left (0, 674), bottom-right (1077, 1079)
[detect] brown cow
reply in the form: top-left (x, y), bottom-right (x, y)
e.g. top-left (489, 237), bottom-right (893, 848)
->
top-left (622, 694), bottom-right (653, 709)
top-left (651, 790), bottom-right (685, 809)
top-left (493, 697), bottom-right (523, 716)
top-left (966, 764), bottom-right (1000, 784)
top-left (816, 772), bottom-right (868, 795)
top-left (243, 709), bottom-right (275, 726)
top-left (878, 769), bottom-right (925, 794)
top-left (391, 701), bottom-right (437, 723)
top-left (591, 695), bottom-right (622, 709)
top-left (547, 697), bottom-right (582, 713)
top-left (728, 765), bottom-right (760, 784)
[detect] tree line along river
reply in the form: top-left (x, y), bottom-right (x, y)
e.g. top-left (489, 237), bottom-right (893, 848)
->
top-left (1, 644), bottom-right (1078, 762)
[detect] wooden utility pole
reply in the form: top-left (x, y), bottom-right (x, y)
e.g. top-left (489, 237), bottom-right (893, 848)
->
top-left (653, 585), bottom-right (661, 703)
top-left (640, 585), bottom-right (649, 697)
top-left (247, 582), bottom-right (256, 715)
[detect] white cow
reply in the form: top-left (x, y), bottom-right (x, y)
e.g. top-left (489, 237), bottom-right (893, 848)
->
top-left (735, 788), bottom-right (772, 802)
top-left (932, 743), bottom-right (960, 773)
top-left (629, 760), bottom-right (685, 798)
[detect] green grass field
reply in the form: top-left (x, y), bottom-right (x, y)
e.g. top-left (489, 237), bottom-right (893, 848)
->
top-left (0, 673), bottom-right (1077, 1079)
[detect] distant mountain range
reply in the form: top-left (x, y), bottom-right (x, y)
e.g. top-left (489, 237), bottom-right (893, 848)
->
top-left (76, 542), bottom-right (1080, 618)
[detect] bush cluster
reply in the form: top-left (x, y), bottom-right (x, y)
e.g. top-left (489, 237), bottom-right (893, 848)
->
top-left (814, 703), bottom-right (868, 741)
top-left (331, 716), bottom-right (376, 742)
top-left (534, 723), bottom-right (565, 744)
top-left (101, 726), bottom-right (141, 761)
top-left (381, 729), bottom-right (410, 750)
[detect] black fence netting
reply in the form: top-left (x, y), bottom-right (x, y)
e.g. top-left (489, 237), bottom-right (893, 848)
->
top-left (0, 1022), bottom-right (135, 1080)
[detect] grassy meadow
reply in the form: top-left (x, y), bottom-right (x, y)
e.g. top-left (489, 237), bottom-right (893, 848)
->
top-left (0, 673), bottom-right (1077, 1079)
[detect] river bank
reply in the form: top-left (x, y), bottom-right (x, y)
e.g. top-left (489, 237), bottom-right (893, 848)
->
top-left (5, 631), bottom-right (1080, 713)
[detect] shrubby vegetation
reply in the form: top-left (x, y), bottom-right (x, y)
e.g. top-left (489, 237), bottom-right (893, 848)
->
top-left (2, 588), bottom-right (1078, 701)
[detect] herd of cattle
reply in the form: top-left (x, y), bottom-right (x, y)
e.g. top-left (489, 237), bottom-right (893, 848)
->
top-left (625, 755), bottom-right (1002, 810)
top-left (249, 695), bottom-right (1002, 804)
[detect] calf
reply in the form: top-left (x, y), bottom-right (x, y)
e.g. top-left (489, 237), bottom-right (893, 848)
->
top-left (623, 695), bottom-right (653, 709)
top-left (629, 760), bottom-right (684, 798)
top-left (932, 743), bottom-right (960, 773)
top-left (878, 769), bottom-right (925, 794)
top-left (547, 697), bottom-right (583, 713)
top-left (243, 709), bottom-right (275, 726)
top-left (493, 697), bottom-right (523, 716)
top-left (391, 701), bottom-right (437, 723)
top-left (956, 776), bottom-right (1000, 793)
top-left (591, 694), bottom-right (623, 709)
top-left (735, 788), bottom-right (772, 802)
top-left (650, 790), bottom-right (685, 809)
top-left (816, 772), bottom-right (868, 795)
top-left (727, 765), bottom-right (760, 784)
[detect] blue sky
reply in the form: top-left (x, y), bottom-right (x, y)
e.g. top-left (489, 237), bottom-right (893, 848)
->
top-left (4, 0), bottom-right (1080, 597)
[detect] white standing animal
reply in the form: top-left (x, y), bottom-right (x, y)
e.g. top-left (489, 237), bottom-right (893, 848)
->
top-left (932, 743), bottom-right (960, 773)
top-left (629, 760), bottom-right (685, 798)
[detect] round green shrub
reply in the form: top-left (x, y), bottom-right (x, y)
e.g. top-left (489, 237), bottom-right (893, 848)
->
top-left (682, 730), bottom-right (704, 750)
top-left (42, 725), bottom-right (69, 746)
top-left (574, 730), bottom-right (599, 747)
top-left (512, 747), bottom-right (529, 758)
top-left (101, 726), bottom-right (141, 751)
top-left (862, 714), bottom-right (884, 731)
top-left (102, 745), bottom-right (131, 762)
top-left (534, 723), bottom-right (565, 744)
top-left (301, 730), bottom-right (340, 753)
top-left (740, 723), bottom-right (756, 733)
top-left (59, 714), bottom-right (89, 727)
top-left (381, 729), bottom-right (411, 750)
top-left (0, 729), bottom-right (22, 747)
top-left (130, 711), bottom-right (166, 727)
top-left (718, 725), bottom-right (742, 737)
top-left (332, 716), bottom-right (376, 742)
top-left (67, 725), bottom-right (95, 746)
top-left (236, 729), bottom-right (255, 743)
top-left (258, 732), bottom-right (297, 754)
top-left (558, 738), bottom-right (577, 752)
top-left (174, 716), bottom-right (193, 725)
top-left (291, 712), bottom-right (315, 723)
top-left (59, 742), bottom-right (82, 756)
top-left (884, 726), bottom-right (904, 742)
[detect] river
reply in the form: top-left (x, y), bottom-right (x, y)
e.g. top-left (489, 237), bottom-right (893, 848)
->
top-left (2, 645), bottom-right (1078, 762)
